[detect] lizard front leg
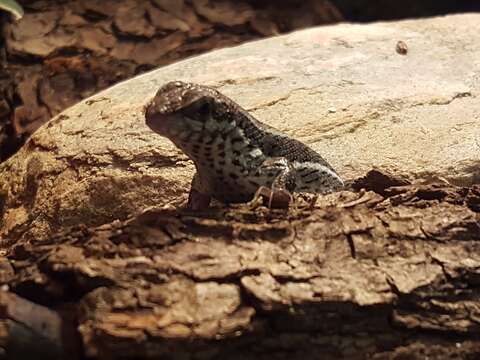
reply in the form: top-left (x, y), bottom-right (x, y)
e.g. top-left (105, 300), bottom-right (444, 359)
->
top-left (187, 172), bottom-right (212, 210)
top-left (251, 157), bottom-right (295, 209)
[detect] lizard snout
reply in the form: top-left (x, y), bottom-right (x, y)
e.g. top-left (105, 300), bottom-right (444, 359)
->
top-left (145, 106), bottom-right (173, 135)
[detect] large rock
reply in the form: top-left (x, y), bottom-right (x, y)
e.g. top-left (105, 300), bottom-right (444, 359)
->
top-left (1, 14), bottom-right (479, 242)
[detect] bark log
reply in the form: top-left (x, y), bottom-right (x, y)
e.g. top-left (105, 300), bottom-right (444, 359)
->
top-left (3, 172), bottom-right (480, 359)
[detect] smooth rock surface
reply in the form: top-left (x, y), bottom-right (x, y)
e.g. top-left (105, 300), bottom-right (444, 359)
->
top-left (1, 14), bottom-right (479, 242)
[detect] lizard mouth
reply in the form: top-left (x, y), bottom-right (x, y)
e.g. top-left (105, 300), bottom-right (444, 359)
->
top-left (145, 111), bottom-right (174, 135)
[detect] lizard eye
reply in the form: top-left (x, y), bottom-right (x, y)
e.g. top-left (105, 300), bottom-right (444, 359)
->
top-left (196, 99), bottom-right (211, 118)
top-left (181, 97), bottom-right (213, 122)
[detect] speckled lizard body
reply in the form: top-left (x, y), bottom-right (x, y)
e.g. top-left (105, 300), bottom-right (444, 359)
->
top-left (145, 81), bottom-right (344, 209)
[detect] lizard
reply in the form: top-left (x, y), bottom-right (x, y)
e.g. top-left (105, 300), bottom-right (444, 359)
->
top-left (145, 81), bottom-right (344, 210)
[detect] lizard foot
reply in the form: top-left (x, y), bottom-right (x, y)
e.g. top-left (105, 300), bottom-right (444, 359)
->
top-left (250, 186), bottom-right (292, 209)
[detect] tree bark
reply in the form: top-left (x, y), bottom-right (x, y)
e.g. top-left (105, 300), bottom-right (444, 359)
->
top-left (3, 171), bottom-right (480, 359)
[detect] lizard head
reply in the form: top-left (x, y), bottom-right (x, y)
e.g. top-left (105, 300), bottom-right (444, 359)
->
top-left (145, 81), bottom-right (236, 138)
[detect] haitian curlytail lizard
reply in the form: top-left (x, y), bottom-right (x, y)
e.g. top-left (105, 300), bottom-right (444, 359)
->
top-left (145, 81), bottom-right (344, 210)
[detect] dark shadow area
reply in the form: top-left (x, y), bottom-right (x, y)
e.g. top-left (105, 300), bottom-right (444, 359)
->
top-left (333, 0), bottom-right (480, 22)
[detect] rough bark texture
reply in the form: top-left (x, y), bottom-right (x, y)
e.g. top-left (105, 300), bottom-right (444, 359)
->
top-left (3, 172), bottom-right (480, 359)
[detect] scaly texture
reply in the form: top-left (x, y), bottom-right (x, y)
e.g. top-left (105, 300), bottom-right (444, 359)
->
top-left (145, 81), bottom-right (343, 208)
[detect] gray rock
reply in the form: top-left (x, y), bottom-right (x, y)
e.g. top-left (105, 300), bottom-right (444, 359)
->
top-left (1, 14), bottom-right (479, 242)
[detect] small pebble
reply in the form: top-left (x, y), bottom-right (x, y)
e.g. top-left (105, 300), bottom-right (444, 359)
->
top-left (396, 40), bottom-right (408, 55)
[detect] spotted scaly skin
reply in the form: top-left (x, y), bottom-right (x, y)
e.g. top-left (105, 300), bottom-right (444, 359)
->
top-left (145, 81), bottom-right (344, 209)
